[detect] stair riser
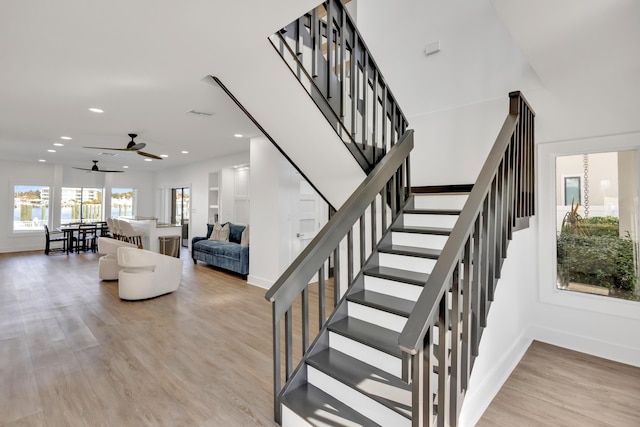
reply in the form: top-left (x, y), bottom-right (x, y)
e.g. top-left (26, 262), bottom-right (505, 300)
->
top-left (282, 406), bottom-right (313, 427)
top-left (364, 275), bottom-right (423, 301)
top-left (391, 231), bottom-right (449, 249)
top-left (413, 194), bottom-right (468, 210)
top-left (347, 301), bottom-right (407, 333)
top-left (329, 331), bottom-right (402, 377)
top-left (379, 252), bottom-right (437, 274)
top-left (403, 213), bottom-right (458, 228)
top-left (307, 366), bottom-right (411, 427)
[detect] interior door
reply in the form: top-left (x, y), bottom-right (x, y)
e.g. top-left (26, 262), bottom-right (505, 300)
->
top-left (290, 172), bottom-right (327, 259)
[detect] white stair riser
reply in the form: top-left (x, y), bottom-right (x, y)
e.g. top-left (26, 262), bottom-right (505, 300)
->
top-left (364, 275), bottom-right (423, 301)
top-left (392, 231), bottom-right (449, 249)
top-left (307, 367), bottom-right (410, 427)
top-left (347, 301), bottom-right (407, 333)
top-left (282, 406), bottom-right (314, 427)
top-left (329, 332), bottom-right (401, 377)
top-left (379, 252), bottom-right (437, 274)
top-left (413, 194), bottom-right (468, 210)
top-left (403, 213), bottom-right (458, 228)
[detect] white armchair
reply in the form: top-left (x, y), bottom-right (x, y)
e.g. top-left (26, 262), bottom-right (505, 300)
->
top-left (97, 237), bottom-right (137, 280)
top-left (117, 246), bottom-right (182, 300)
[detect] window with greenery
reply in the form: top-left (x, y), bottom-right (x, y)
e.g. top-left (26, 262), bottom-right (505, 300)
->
top-left (13, 185), bottom-right (50, 231)
top-left (61, 187), bottom-right (103, 223)
top-left (556, 151), bottom-right (639, 301)
top-left (111, 188), bottom-right (135, 218)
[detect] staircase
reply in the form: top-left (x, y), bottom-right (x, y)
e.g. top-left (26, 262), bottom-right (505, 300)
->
top-left (281, 191), bottom-right (468, 426)
top-left (265, 3), bottom-right (535, 425)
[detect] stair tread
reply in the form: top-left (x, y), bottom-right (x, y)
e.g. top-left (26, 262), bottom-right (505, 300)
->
top-left (282, 383), bottom-right (380, 427)
top-left (379, 243), bottom-right (442, 259)
top-left (348, 290), bottom-right (416, 317)
top-left (329, 317), bottom-right (402, 358)
top-left (404, 208), bottom-right (461, 215)
top-left (364, 266), bottom-right (429, 286)
top-left (308, 348), bottom-right (411, 418)
top-left (391, 225), bottom-right (452, 235)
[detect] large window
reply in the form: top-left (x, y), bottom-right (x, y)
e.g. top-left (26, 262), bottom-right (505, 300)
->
top-left (555, 151), bottom-right (639, 301)
top-left (61, 187), bottom-right (103, 224)
top-left (13, 185), bottom-right (50, 231)
top-left (111, 188), bottom-right (135, 218)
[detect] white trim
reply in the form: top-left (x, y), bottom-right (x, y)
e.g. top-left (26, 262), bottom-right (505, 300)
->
top-left (247, 274), bottom-right (273, 289)
top-left (538, 133), bottom-right (640, 321)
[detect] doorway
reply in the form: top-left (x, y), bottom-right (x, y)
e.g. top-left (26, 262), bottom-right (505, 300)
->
top-left (171, 187), bottom-right (190, 247)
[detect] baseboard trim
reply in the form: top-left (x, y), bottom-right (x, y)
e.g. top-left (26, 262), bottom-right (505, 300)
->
top-left (459, 328), bottom-right (533, 427)
top-left (247, 275), bottom-right (274, 290)
top-left (529, 324), bottom-right (640, 368)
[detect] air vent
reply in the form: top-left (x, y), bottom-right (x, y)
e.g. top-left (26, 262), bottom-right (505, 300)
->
top-left (185, 109), bottom-right (214, 117)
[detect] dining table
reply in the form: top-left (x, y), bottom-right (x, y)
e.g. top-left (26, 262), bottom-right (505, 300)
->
top-left (57, 222), bottom-right (108, 254)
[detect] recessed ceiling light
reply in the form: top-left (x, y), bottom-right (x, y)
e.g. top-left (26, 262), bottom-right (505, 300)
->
top-left (47, 149), bottom-right (56, 153)
top-left (123, 166), bottom-right (129, 169)
top-left (88, 107), bottom-right (104, 113)
top-left (38, 159), bottom-right (46, 162)
top-left (53, 143), bottom-right (64, 147)
top-left (181, 151), bottom-right (189, 154)
top-left (144, 158), bottom-right (152, 162)
top-left (234, 134), bottom-right (243, 138)
top-left (60, 136), bottom-right (72, 140)
top-left (160, 154), bottom-right (169, 158)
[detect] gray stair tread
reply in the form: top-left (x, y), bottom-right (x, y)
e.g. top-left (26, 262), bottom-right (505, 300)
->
top-left (348, 290), bottom-right (415, 317)
top-left (329, 317), bottom-right (402, 358)
top-left (404, 208), bottom-right (461, 215)
top-left (391, 225), bottom-right (452, 235)
top-left (378, 243), bottom-right (442, 259)
top-left (307, 348), bottom-right (411, 418)
top-left (282, 383), bottom-right (380, 427)
top-left (363, 266), bottom-right (429, 286)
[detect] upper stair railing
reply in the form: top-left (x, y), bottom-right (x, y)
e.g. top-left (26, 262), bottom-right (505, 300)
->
top-left (270, 0), bottom-right (408, 173)
top-left (399, 91), bottom-right (535, 426)
top-left (265, 130), bottom-right (413, 423)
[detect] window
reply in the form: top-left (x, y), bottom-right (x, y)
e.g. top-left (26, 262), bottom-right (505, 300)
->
top-left (13, 185), bottom-right (50, 231)
top-left (61, 187), bottom-right (103, 223)
top-left (555, 151), bottom-right (639, 301)
top-left (111, 188), bottom-right (135, 218)
top-left (563, 176), bottom-right (581, 206)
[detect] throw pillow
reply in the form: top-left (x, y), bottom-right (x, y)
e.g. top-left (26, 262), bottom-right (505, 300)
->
top-left (240, 225), bottom-right (250, 247)
top-left (208, 222), bottom-right (230, 242)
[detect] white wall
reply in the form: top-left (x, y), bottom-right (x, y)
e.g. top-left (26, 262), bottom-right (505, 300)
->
top-left (459, 225), bottom-right (538, 427)
top-left (153, 151), bottom-right (250, 247)
top-left (0, 159), bottom-right (155, 253)
top-left (408, 98), bottom-right (508, 186)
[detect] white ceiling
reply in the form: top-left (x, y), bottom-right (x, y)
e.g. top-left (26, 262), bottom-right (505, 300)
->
top-left (2, 0), bottom-right (638, 173)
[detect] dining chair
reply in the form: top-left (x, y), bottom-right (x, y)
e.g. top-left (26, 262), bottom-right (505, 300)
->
top-left (44, 224), bottom-right (66, 255)
top-left (118, 220), bottom-right (144, 248)
top-left (73, 224), bottom-right (98, 253)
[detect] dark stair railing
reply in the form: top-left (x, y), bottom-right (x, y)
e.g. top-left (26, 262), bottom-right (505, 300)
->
top-left (399, 91), bottom-right (535, 426)
top-left (265, 130), bottom-right (414, 424)
top-left (270, 0), bottom-right (408, 173)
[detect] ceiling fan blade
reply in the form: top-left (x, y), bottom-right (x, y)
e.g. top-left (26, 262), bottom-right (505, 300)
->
top-left (130, 142), bottom-right (146, 150)
top-left (84, 146), bottom-right (135, 151)
top-left (99, 169), bottom-right (124, 173)
top-left (137, 151), bottom-right (163, 160)
top-left (72, 167), bottom-right (92, 171)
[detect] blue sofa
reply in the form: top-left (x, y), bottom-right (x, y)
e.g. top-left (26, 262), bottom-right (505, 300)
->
top-left (192, 223), bottom-right (249, 279)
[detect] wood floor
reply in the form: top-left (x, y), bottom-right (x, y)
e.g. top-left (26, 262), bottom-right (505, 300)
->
top-left (478, 341), bottom-right (640, 427)
top-left (1, 250), bottom-right (639, 426)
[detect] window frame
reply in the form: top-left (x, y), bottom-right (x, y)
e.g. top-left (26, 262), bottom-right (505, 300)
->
top-left (538, 134), bottom-right (640, 321)
top-left (12, 184), bottom-right (51, 234)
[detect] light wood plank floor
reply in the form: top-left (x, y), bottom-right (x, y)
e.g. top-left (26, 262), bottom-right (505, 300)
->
top-left (478, 340), bottom-right (640, 427)
top-left (2, 250), bottom-right (639, 426)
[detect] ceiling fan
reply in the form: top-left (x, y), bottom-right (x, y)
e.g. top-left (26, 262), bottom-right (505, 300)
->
top-left (73, 160), bottom-right (124, 173)
top-left (84, 133), bottom-right (163, 160)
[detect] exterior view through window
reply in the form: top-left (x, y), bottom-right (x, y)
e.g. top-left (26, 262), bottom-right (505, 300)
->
top-left (556, 151), bottom-right (639, 301)
top-left (61, 187), bottom-right (103, 224)
top-left (111, 188), bottom-right (135, 218)
top-left (13, 185), bottom-right (50, 231)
